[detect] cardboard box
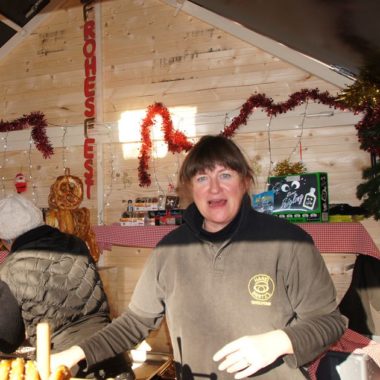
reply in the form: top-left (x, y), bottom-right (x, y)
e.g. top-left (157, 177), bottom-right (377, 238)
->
top-left (134, 196), bottom-right (164, 211)
top-left (268, 172), bottom-right (329, 222)
top-left (252, 191), bottom-right (274, 214)
top-left (150, 209), bottom-right (184, 225)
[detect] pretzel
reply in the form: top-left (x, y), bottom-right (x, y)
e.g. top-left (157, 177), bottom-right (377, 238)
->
top-left (47, 186), bottom-right (58, 210)
top-left (45, 168), bottom-right (101, 262)
top-left (9, 358), bottom-right (24, 380)
top-left (57, 210), bottom-right (75, 235)
top-left (72, 208), bottom-right (91, 239)
top-left (84, 228), bottom-right (100, 262)
top-left (48, 366), bottom-right (71, 380)
top-left (25, 360), bottom-right (40, 380)
top-left (0, 359), bottom-right (71, 380)
top-left (0, 360), bottom-right (11, 380)
top-left (51, 175), bottom-right (83, 211)
top-left (44, 209), bottom-right (59, 230)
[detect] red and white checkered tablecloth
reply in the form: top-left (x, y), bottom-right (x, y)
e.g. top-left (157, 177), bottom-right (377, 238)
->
top-left (92, 224), bottom-right (177, 251)
top-left (298, 222), bottom-right (380, 259)
top-left (1, 222), bottom-right (379, 262)
top-left (0, 250), bottom-right (8, 264)
top-left (93, 222), bottom-right (380, 258)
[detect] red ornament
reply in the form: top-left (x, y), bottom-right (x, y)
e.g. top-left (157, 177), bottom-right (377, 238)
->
top-left (14, 173), bottom-right (27, 193)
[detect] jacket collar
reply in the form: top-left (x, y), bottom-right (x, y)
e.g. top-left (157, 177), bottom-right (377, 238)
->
top-left (183, 193), bottom-right (251, 240)
top-left (11, 224), bottom-right (89, 257)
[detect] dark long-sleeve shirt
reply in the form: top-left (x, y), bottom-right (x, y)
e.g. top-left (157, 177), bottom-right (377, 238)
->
top-left (0, 279), bottom-right (25, 353)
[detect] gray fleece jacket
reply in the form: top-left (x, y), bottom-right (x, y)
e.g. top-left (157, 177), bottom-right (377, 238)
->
top-left (80, 195), bottom-right (345, 379)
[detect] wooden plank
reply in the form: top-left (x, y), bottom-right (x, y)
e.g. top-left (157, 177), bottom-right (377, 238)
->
top-left (322, 253), bottom-right (357, 303)
top-left (0, 0), bottom-right (378, 260)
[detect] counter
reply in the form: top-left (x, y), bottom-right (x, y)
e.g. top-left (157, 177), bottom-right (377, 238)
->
top-left (93, 222), bottom-right (380, 258)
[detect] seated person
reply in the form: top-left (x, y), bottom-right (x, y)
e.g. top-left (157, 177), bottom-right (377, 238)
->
top-left (0, 279), bottom-right (25, 353)
top-left (340, 254), bottom-right (380, 339)
top-left (0, 194), bottom-right (134, 380)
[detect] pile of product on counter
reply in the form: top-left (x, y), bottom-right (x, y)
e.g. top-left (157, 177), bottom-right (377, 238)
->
top-left (253, 172), bottom-right (364, 223)
top-left (120, 195), bottom-right (183, 226)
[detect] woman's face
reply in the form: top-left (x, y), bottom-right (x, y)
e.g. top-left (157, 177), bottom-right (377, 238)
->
top-left (191, 164), bottom-right (248, 233)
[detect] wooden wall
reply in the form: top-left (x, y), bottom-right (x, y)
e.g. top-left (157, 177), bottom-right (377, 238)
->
top-left (98, 245), bottom-right (172, 353)
top-left (0, 0), bottom-right (375, 229)
top-left (0, 0), bottom-right (378, 357)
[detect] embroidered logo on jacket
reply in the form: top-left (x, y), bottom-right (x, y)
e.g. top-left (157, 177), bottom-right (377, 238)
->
top-left (248, 274), bottom-right (275, 306)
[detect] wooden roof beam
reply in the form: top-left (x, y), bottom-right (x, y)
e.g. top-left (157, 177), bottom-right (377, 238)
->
top-left (0, 0), bottom-right (67, 61)
top-left (0, 13), bottom-right (23, 32)
top-left (162, 0), bottom-right (355, 88)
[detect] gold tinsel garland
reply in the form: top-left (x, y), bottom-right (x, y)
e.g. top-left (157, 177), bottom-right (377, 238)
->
top-left (338, 67), bottom-right (380, 219)
top-left (271, 159), bottom-right (307, 177)
top-left (338, 75), bottom-right (380, 109)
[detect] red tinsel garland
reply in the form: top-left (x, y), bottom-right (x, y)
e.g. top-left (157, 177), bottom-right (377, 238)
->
top-left (138, 88), bottom-right (377, 187)
top-left (138, 102), bottom-right (193, 187)
top-left (221, 88), bottom-right (379, 156)
top-left (0, 111), bottom-right (54, 158)
top-left (221, 88), bottom-right (363, 138)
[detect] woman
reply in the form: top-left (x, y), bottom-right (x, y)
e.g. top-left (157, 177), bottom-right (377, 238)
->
top-left (52, 135), bottom-right (345, 379)
top-left (0, 194), bottom-right (134, 380)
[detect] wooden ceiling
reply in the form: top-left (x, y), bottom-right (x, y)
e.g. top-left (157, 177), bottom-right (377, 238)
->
top-left (189, 0), bottom-right (380, 79)
top-left (1, 0), bottom-right (379, 82)
top-left (0, 0), bottom-right (65, 61)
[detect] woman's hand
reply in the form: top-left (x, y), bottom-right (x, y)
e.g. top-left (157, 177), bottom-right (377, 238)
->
top-left (50, 346), bottom-right (86, 371)
top-left (213, 330), bottom-right (293, 379)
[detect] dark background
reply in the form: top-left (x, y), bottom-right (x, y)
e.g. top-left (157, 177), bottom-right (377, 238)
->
top-left (1, 0), bottom-right (379, 77)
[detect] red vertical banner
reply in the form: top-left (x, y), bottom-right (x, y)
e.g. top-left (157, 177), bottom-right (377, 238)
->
top-left (82, 0), bottom-right (97, 199)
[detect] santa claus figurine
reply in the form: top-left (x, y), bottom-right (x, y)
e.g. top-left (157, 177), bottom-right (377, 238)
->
top-left (14, 173), bottom-right (27, 193)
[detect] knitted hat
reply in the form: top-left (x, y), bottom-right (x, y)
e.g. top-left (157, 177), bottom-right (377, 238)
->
top-left (0, 194), bottom-right (44, 240)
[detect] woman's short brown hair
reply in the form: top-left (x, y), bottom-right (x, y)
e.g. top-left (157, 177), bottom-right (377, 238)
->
top-left (178, 135), bottom-right (254, 200)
